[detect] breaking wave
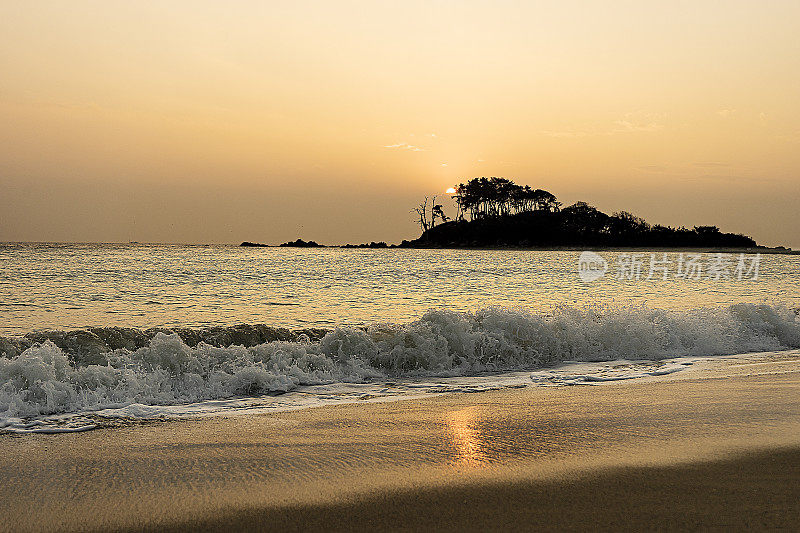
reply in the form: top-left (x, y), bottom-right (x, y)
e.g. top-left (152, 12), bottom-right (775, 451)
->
top-left (2, 303), bottom-right (799, 421)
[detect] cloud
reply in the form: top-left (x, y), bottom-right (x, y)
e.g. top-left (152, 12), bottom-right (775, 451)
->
top-left (680, 174), bottom-right (771, 183)
top-left (383, 143), bottom-right (425, 151)
top-left (635, 163), bottom-right (734, 175)
top-left (611, 119), bottom-right (663, 133)
top-left (776, 132), bottom-right (800, 143)
top-left (716, 109), bottom-right (735, 118)
top-left (692, 162), bottom-right (730, 168)
top-left (611, 112), bottom-right (666, 133)
top-left (542, 113), bottom-right (666, 138)
top-left (541, 129), bottom-right (589, 138)
top-left (635, 165), bottom-right (670, 173)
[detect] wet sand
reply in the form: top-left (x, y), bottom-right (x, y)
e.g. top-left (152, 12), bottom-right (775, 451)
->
top-left (2, 354), bottom-right (800, 532)
top-left (166, 447), bottom-right (800, 532)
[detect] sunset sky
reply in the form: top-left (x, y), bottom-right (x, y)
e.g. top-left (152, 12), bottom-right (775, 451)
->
top-left (1, 1), bottom-right (798, 246)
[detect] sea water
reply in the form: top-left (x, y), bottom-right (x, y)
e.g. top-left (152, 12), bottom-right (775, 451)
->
top-left (1, 243), bottom-right (799, 432)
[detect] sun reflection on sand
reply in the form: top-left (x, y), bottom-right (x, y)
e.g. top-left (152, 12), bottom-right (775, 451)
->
top-left (445, 406), bottom-right (488, 467)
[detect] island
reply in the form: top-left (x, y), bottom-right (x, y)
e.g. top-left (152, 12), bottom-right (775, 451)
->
top-left (241, 239), bottom-right (323, 248)
top-left (242, 177), bottom-right (794, 252)
top-left (402, 177), bottom-right (772, 250)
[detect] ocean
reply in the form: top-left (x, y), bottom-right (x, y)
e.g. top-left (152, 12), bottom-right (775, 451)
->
top-left (1, 243), bottom-right (799, 432)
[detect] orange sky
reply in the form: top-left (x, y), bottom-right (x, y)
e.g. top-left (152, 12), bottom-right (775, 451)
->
top-left (1, 1), bottom-right (799, 246)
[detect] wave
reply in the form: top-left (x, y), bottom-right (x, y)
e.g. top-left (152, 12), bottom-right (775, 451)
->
top-left (0, 324), bottom-right (329, 361)
top-left (2, 303), bottom-right (799, 421)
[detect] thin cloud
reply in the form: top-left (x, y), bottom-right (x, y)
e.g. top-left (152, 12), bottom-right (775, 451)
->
top-left (680, 174), bottom-right (771, 183)
top-left (776, 132), bottom-right (800, 143)
top-left (383, 143), bottom-right (426, 151)
top-left (541, 129), bottom-right (590, 138)
top-left (611, 112), bottom-right (666, 133)
top-left (635, 165), bottom-right (671, 173)
top-left (611, 119), bottom-right (663, 133)
top-left (542, 113), bottom-right (666, 138)
top-left (692, 162), bottom-right (730, 168)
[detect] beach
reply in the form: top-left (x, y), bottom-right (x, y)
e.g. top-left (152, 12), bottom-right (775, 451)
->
top-left (2, 351), bottom-right (799, 532)
top-left (4, 2), bottom-right (800, 531)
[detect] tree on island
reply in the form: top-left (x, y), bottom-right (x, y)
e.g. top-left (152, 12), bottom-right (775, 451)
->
top-left (413, 195), bottom-right (449, 232)
top-left (432, 202), bottom-right (448, 224)
top-left (413, 197), bottom-right (431, 232)
top-left (407, 177), bottom-right (758, 249)
top-left (453, 177), bottom-right (560, 220)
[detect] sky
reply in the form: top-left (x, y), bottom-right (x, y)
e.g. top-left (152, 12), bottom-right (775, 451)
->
top-left (1, 1), bottom-right (799, 247)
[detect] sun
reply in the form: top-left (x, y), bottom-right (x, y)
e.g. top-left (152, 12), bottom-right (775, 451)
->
top-left (445, 187), bottom-right (456, 194)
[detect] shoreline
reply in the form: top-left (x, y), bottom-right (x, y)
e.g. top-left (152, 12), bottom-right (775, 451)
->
top-left (3, 241), bottom-right (796, 253)
top-left (2, 354), bottom-right (800, 531)
top-left (396, 245), bottom-right (798, 254)
top-left (242, 242), bottom-right (798, 254)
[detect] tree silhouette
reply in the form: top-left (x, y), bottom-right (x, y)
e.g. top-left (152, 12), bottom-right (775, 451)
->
top-left (412, 179), bottom-right (758, 248)
top-left (448, 177), bottom-right (559, 220)
top-left (413, 197), bottom-right (430, 232)
top-left (432, 203), bottom-right (448, 225)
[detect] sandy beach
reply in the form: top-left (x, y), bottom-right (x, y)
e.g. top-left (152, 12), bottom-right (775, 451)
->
top-left (4, 2), bottom-right (800, 531)
top-left (2, 352), bottom-right (800, 532)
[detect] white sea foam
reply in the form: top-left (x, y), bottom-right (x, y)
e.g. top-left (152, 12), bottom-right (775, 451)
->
top-left (529, 359), bottom-right (693, 385)
top-left (2, 303), bottom-right (799, 432)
